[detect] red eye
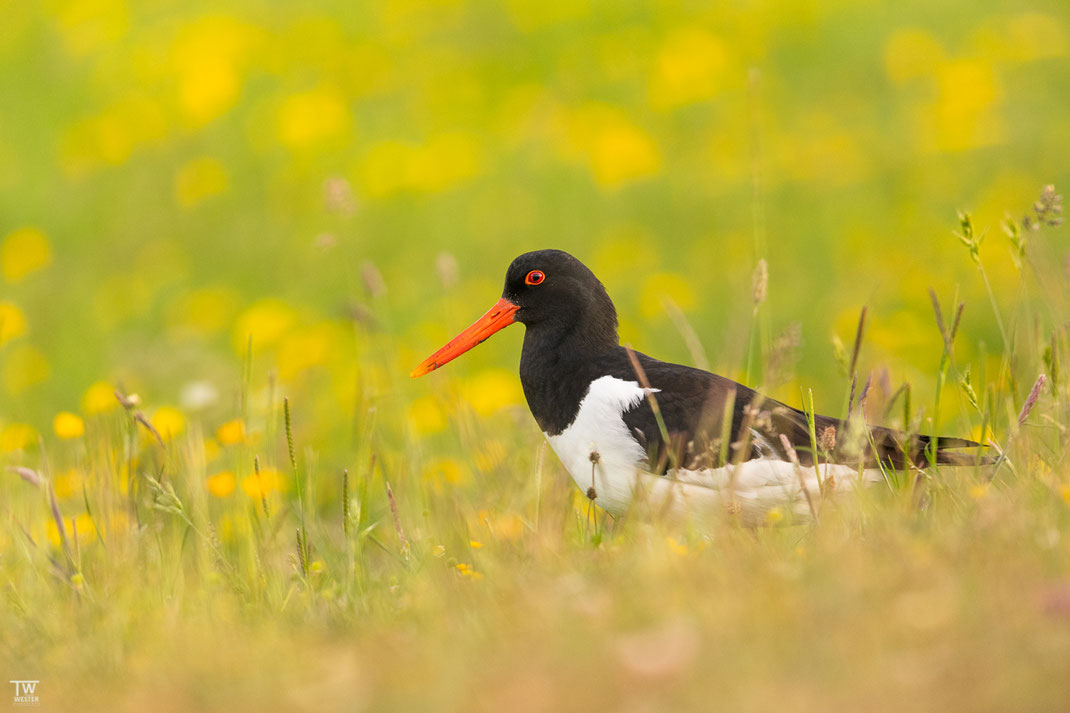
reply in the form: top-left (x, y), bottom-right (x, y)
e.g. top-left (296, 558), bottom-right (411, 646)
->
top-left (525, 270), bottom-right (545, 286)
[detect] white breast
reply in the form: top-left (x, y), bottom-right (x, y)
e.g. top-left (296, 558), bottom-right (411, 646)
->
top-left (544, 375), bottom-right (883, 523)
top-left (545, 375), bottom-right (654, 516)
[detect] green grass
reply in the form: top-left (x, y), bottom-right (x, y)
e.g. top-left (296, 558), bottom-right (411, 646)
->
top-left (2, 0), bottom-right (1070, 709)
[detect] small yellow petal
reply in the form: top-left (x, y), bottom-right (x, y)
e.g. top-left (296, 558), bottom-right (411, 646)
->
top-left (53, 411), bottom-right (85, 439)
top-left (151, 406), bottom-right (185, 441)
top-left (206, 470), bottom-right (236, 498)
top-left (1, 227), bottom-right (52, 283)
top-left (82, 381), bottom-right (118, 414)
top-left (0, 301), bottom-right (28, 345)
top-left (216, 418), bottom-right (245, 445)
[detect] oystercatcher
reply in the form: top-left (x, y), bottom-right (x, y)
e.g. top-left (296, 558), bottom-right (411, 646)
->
top-left (411, 249), bottom-right (984, 521)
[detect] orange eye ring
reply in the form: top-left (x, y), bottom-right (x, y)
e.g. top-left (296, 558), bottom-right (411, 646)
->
top-left (525, 270), bottom-right (545, 286)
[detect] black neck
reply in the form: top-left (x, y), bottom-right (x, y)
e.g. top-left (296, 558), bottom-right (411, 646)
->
top-left (518, 317), bottom-right (619, 435)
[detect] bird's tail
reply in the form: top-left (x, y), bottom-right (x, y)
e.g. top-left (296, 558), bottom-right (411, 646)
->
top-left (849, 422), bottom-right (992, 469)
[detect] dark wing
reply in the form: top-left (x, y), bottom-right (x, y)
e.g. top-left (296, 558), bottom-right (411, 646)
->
top-left (615, 349), bottom-right (987, 473)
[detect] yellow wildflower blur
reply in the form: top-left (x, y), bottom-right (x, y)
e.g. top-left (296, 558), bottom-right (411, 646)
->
top-left (1, 227), bottom-right (52, 283)
top-left (151, 406), bottom-right (186, 441)
top-left (276, 86), bottom-right (351, 149)
top-left (53, 412), bottom-right (85, 439)
top-left (650, 27), bottom-right (734, 110)
top-left (60, 96), bottom-right (167, 173)
top-left (277, 323), bottom-right (345, 380)
top-left (216, 419), bottom-right (245, 446)
top-left (233, 298), bottom-right (297, 352)
top-left (54, 0), bottom-right (128, 58)
top-left (931, 58), bottom-right (1003, 152)
top-left (564, 104), bottom-right (661, 189)
top-left (241, 466), bottom-right (285, 499)
top-left (172, 16), bottom-right (258, 126)
top-left (357, 133), bottom-right (483, 198)
top-left (0, 301), bottom-right (28, 345)
top-left (82, 381), bottom-right (118, 414)
top-left (667, 536), bottom-right (688, 556)
top-left (47, 513), bottom-right (98, 547)
top-left (424, 457), bottom-right (467, 487)
top-left (0, 423), bottom-right (38, 452)
top-left (206, 470), bottom-right (237, 498)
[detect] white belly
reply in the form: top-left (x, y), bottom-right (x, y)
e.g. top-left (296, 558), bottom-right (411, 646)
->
top-left (544, 375), bottom-right (882, 523)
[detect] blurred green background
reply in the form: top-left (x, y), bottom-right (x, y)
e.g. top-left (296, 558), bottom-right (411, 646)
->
top-left (3, 3), bottom-right (1070, 710)
top-left (1, 0), bottom-right (1068, 454)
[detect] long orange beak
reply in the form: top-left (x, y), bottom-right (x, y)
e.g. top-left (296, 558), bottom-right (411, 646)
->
top-left (410, 297), bottom-right (520, 378)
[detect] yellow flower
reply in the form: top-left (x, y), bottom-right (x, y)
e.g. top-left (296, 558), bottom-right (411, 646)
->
top-left (241, 466), bottom-right (285, 499)
top-left (0, 301), bottom-right (27, 345)
top-left (216, 418), bottom-right (245, 446)
top-left (54, 0), bottom-right (128, 57)
top-left (0, 423), bottom-right (38, 452)
top-left (232, 298), bottom-right (297, 352)
top-left (276, 86), bottom-right (351, 149)
top-left (591, 128), bottom-right (660, 188)
top-left (970, 483), bottom-right (990, 500)
top-left (667, 536), bottom-right (688, 555)
top-left (1, 227), bottom-right (52, 283)
top-left (53, 412), bottom-right (85, 439)
top-left (203, 438), bottom-right (222, 463)
top-left (927, 58), bottom-right (1004, 152)
top-left (172, 16), bottom-right (256, 125)
top-left (151, 406), bottom-right (185, 441)
top-left (48, 513), bottom-right (97, 548)
top-left (206, 470), bottom-right (236, 498)
top-left (455, 562), bottom-right (482, 579)
top-left (766, 507), bottom-right (785, 524)
top-left (424, 458), bottom-right (467, 486)
top-left (1060, 485), bottom-right (1070, 505)
top-left (565, 104), bottom-right (661, 189)
top-left (469, 539), bottom-right (483, 549)
top-left (277, 323), bottom-right (342, 380)
top-left (651, 27), bottom-right (732, 110)
top-left (175, 156), bottom-right (229, 208)
top-left (82, 381), bottom-right (118, 414)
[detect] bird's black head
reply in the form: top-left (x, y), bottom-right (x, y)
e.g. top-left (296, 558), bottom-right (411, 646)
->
top-left (410, 249), bottom-right (620, 378)
top-left (501, 249), bottom-right (617, 339)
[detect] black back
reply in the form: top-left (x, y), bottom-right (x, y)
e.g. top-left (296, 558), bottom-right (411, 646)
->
top-left (503, 250), bottom-right (985, 470)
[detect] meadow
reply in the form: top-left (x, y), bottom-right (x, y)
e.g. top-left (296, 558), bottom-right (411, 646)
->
top-left (2, 0), bottom-right (1070, 710)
